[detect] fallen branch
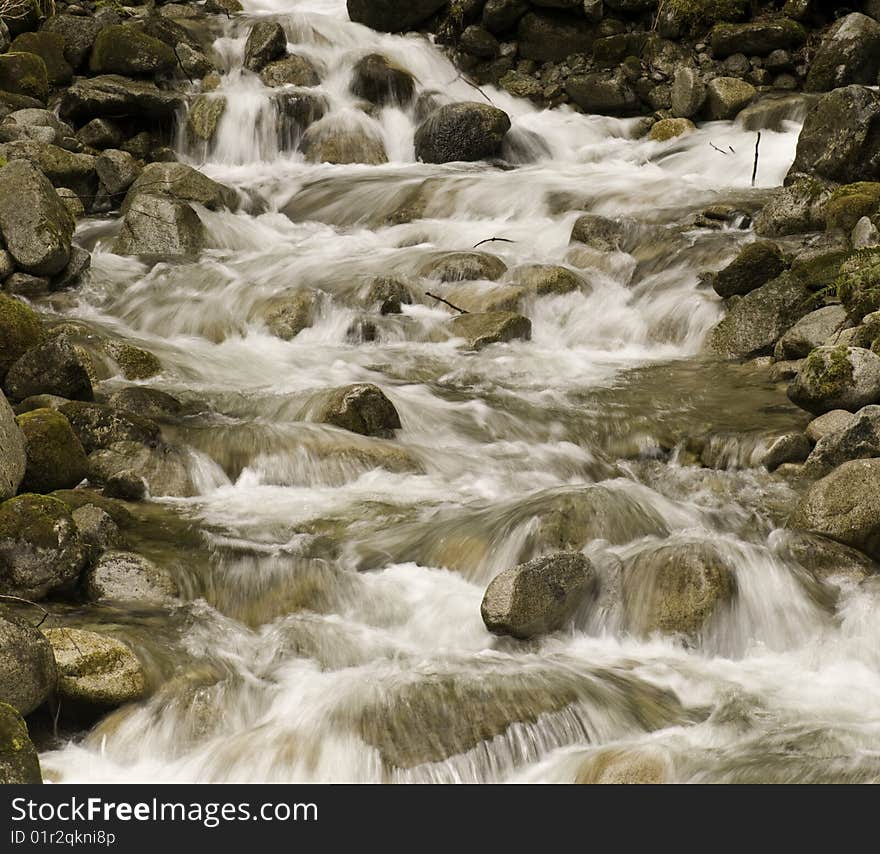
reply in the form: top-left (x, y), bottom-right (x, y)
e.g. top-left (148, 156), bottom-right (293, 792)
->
top-left (709, 142), bottom-right (730, 156)
top-left (0, 594), bottom-right (49, 628)
top-left (751, 131), bottom-right (762, 187)
top-left (425, 291), bottom-right (468, 314)
top-left (173, 45), bottom-right (195, 85)
top-left (473, 237), bottom-right (516, 249)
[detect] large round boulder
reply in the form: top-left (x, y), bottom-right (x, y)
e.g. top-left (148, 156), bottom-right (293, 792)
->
top-left (481, 551), bottom-right (596, 639)
top-left (711, 241), bottom-right (787, 299)
top-left (114, 195), bottom-right (205, 258)
top-left (3, 339), bottom-right (94, 403)
top-left (0, 617), bottom-right (56, 716)
top-left (0, 494), bottom-right (87, 599)
top-left (84, 550), bottom-right (178, 603)
top-left (788, 346), bottom-right (880, 414)
top-left (805, 13), bottom-right (880, 93)
top-left (0, 391), bottom-right (26, 502)
top-left (414, 102), bottom-right (511, 164)
top-left (57, 401), bottom-right (160, 453)
top-left (89, 24), bottom-right (176, 77)
top-left (15, 408), bottom-right (88, 493)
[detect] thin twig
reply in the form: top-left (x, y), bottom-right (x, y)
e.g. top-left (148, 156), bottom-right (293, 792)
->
top-left (425, 291), bottom-right (468, 314)
top-left (172, 45), bottom-right (195, 85)
top-left (0, 594), bottom-right (50, 627)
top-left (709, 142), bottom-right (730, 155)
top-left (473, 237), bottom-right (516, 249)
top-left (751, 131), bottom-right (762, 187)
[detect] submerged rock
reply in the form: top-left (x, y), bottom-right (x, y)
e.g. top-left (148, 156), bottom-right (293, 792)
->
top-left (58, 401), bottom-right (160, 453)
top-left (259, 55), bottom-right (320, 88)
top-left (43, 628), bottom-right (146, 708)
top-left (300, 121), bottom-right (388, 165)
top-left (316, 384), bottom-right (401, 438)
top-left (805, 13), bottom-right (880, 93)
top-left (481, 551), bottom-right (596, 639)
top-left (0, 616), bottom-right (56, 716)
top-left (0, 702), bottom-right (41, 784)
top-left (447, 311), bottom-right (531, 350)
top-left (509, 264), bottom-right (585, 296)
top-left (414, 102), bottom-right (511, 164)
top-left (15, 408), bottom-right (88, 493)
top-left (788, 346), bottom-right (880, 414)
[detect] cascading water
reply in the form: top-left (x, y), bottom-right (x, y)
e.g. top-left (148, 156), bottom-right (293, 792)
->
top-left (39, 0), bottom-right (880, 783)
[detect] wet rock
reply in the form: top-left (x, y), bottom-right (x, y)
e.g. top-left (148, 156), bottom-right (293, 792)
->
top-left (805, 13), bottom-right (880, 93)
top-left (806, 409), bottom-right (856, 443)
top-left (176, 44), bottom-right (214, 79)
top-left (753, 178), bottom-right (832, 237)
top-left (670, 66), bottom-right (706, 119)
top-left (300, 121), bottom-right (388, 165)
top-left (774, 305), bottom-right (849, 360)
top-left (710, 19), bottom-right (806, 58)
top-left (804, 405), bottom-right (880, 475)
top-left (419, 251), bottom-right (507, 282)
top-left (89, 24), bottom-right (176, 77)
top-left (274, 90), bottom-right (327, 138)
top-left (41, 14), bottom-right (103, 71)
top-left (243, 20), bottom-right (286, 72)
top-left (187, 94), bottom-right (226, 143)
top-left (707, 273), bottom-right (812, 359)
top-left (362, 276), bottom-right (413, 314)
top-left (705, 77), bottom-right (756, 120)
top-left (649, 118), bottom-right (695, 141)
top-left (316, 384), bottom-right (401, 438)
top-left (114, 194), bottom-right (205, 258)
top-left (122, 162), bottom-right (237, 214)
top-left (0, 494), bottom-right (87, 599)
top-left (621, 540), bottom-right (736, 637)
top-left (0, 391), bottom-right (25, 501)
top-left (517, 11), bottom-right (595, 62)
top-left (570, 213), bottom-right (627, 252)
top-left (838, 249), bottom-right (880, 324)
top-left (57, 188), bottom-right (85, 222)
top-left (711, 241), bottom-right (787, 299)
top-left (788, 86), bottom-right (880, 184)
top-left (106, 387), bottom-right (182, 423)
top-left (0, 159), bottom-right (73, 277)
top-left (0, 616), bottom-right (56, 717)
top-left (350, 53), bottom-right (415, 106)
top-left (95, 149), bottom-right (140, 198)
top-left (448, 311), bottom-right (531, 350)
top-left (498, 71), bottom-right (543, 100)
top-left (59, 75), bottom-right (185, 124)
top-left (414, 102), bottom-right (511, 163)
top-left (346, 0), bottom-right (447, 32)
top-left (85, 550), bottom-right (178, 603)
top-left (761, 432), bottom-right (811, 471)
top-left (4, 339), bottom-right (93, 404)
top-left (792, 458), bottom-right (880, 560)
top-left (0, 703), bottom-right (41, 784)
top-left (15, 408), bottom-right (87, 493)
top-left (3, 272), bottom-right (47, 298)
top-left (259, 55), bottom-right (320, 88)
top-left (510, 264), bottom-right (585, 296)
top-left (0, 296), bottom-right (44, 383)
top-left (263, 291), bottom-right (319, 340)
top-left (575, 747), bottom-right (673, 784)
top-left (566, 71), bottom-right (640, 117)
top-left (88, 440), bottom-right (193, 497)
top-left (788, 346), bottom-right (880, 414)
top-left (71, 503), bottom-right (121, 551)
top-left (105, 469), bottom-right (148, 501)
top-left (0, 52), bottom-right (48, 102)
top-left (773, 530), bottom-right (879, 583)
top-left (481, 551), bottom-right (596, 639)
top-left (822, 182), bottom-right (880, 234)
top-left (43, 628), bottom-right (145, 708)
top-left (57, 401), bottom-right (160, 454)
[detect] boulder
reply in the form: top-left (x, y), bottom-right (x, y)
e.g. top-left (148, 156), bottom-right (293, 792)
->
top-left (566, 70), bottom-right (640, 117)
top-left (460, 25), bottom-right (499, 59)
top-left (346, 0), bottom-right (447, 32)
top-left (114, 194), bottom-right (205, 258)
top-left (705, 77), bottom-right (756, 120)
top-left (575, 748), bottom-right (672, 785)
top-left (806, 409), bottom-right (856, 443)
top-left (0, 703), bottom-right (41, 784)
top-left (419, 251), bottom-right (507, 282)
top-left (711, 241), bottom-right (787, 299)
top-left (262, 291), bottom-right (318, 340)
top-left (0, 494), bottom-right (87, 599)
top-left (0, 391), bottom-right (25, 501)
top-left (84, 550), bottom-right (178, 603)
top-left (787, 86), bottom-right (880, 184)
top-left (76, 117), bottom-right (123, 150)
top-left (414, 102), bottom-right (511, 163)
top-left (10, 32), bottom-right (72, 88)
top-left (753, 178), bottom-right (832, 237)
top-left (806, 13), bottom-right (880, 93)
top-left (187, 94), bottom-right (226, 143)
top-left (791, 458), bottom-right (880, 559)
top-left (3, 340), bottom-right (93, 403)
top-left (710, 19), bottom-right (806, 58)
top-left (2, 139), bottom-right (99, 203)
top-left (95, 148), bottom-right (140, 198)
top-left (122, 162), bottom-right (237, 213)
top-left (362, 276), bottom-right (413, 314)
top-left (0, 52), bottom-right (48, 101)
top-left (788, 345), bottom-right (880, 414)
top-left (707, 273), bottom-right (812, 358)
top-left (0, 295), bottom-right (44, 382)
top-left (350, 53), bottom-right (415, 106)
top-left (670, 66), bottom-right (706, 119)
top-left (621, 541), bottom-right (736, 637)
top-left (822, 182), bottom-right (880, 234)
top-left (0, 159), bottom-right (73, 277)
top-left (259, 55), bottom-right (320, 88)
top-left (89, 24), bottom-right (177, 77)
top-left (71, 503), bottom-right (121, 552)
top-left (59, 75), bottom-right (185, 123)
top-left (43, 628), bottom-right (145, 708)
top-left (804, 405), bottom-right (880, 474)
top-left (570, 213), bottom-right (627, 252)
top-left (447, 311), bottom-right (531, 350)
top-left (300, 121), bottom-right (388, 165)
top-left (106, 387), bottom-right (182, 423)
top-left (15, 408), bottom-right (88, 493)
top-left (838, 248), bottom-right (880, 323)
top-left (4, 273), bottom-right (49, 298)
top-left (517, 11), bottom-right (595, 62)
top-left (316, 383), bottom-right (401, 438)
top-left (510, 264), bottom-right (585, 296)
top-left (774, 305), bottom-right (849, 360)
top-left (243, 20), bottom-right (286, 72)
top-left (481, 551), bottom-right (596, 639)
top-left (58, 401), bottom-right (160, 453)
top-left (87, 440), bottom-right (193, 497)
top-left (773, 530), bottom-right (879, 583)
top-left (40, 14), bottom-right (103, 71)
top-left (0, 616), bottom-right (56, 716)
top-left (483, 0), bottom-right (530, 34)
top-left (648, 117), bottom-right (695, 141)
top-left (760, 431), bottom-right (811, 471)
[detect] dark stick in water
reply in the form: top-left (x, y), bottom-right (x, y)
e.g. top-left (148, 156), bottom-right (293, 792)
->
top-left (425, 292), bottom-right (469, 314)
top-left (752, 132), bottom-right (762, 187)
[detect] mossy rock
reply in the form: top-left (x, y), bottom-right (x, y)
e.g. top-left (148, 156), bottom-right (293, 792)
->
top-left (187, 94), bottom-right (226, 143)
top-left (649, 117), bottom-right (695, 142)
top-left (15, 408), bottom-right (88, 493)
top-left (103, 340), bottom-right (162, 380)
top-left (788, 344), bottom-right (880, 414)
top-left (0, 702), bottom-right (41, 784)
top-left (838, 248), bottom-right (880, 322)
top-left (10, 32), bottom-right (73, 88)
top-left (792, 247), bottom-right (853, 292)
top-left (0, 52), bottom-right (49, 102)
top-left (89, 25), bottom-right (177, 77)
top-left (823, 183), bottom-right (880, 234)
top-left (665, 0), bottom-right (750, 33)
top-left (0, 294), bottom-right (45, 382)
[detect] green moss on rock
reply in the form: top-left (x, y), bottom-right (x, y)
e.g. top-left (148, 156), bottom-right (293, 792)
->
top-left (103, 340), bottom-right (162, 380)
top-left (802, 345), bottom-right (854, 405)
top-left (0, 702), bottom-right (41, 784)
top-left (89, 25), bottom-right (177, 77)
top-left (15, 408), bottom-right (88, 493)
top-left (838, 248), bottom-right (880, 322)
top-left (0, 52), bottom-right (49, 102)
top-left (0, 294), bottom-right (45, 382)
top-left (823, 183), bottom-right (880, 233)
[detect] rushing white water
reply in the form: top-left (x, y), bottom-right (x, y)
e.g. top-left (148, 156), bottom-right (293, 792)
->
top-left (39, 1), bottom-right (880, 784)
